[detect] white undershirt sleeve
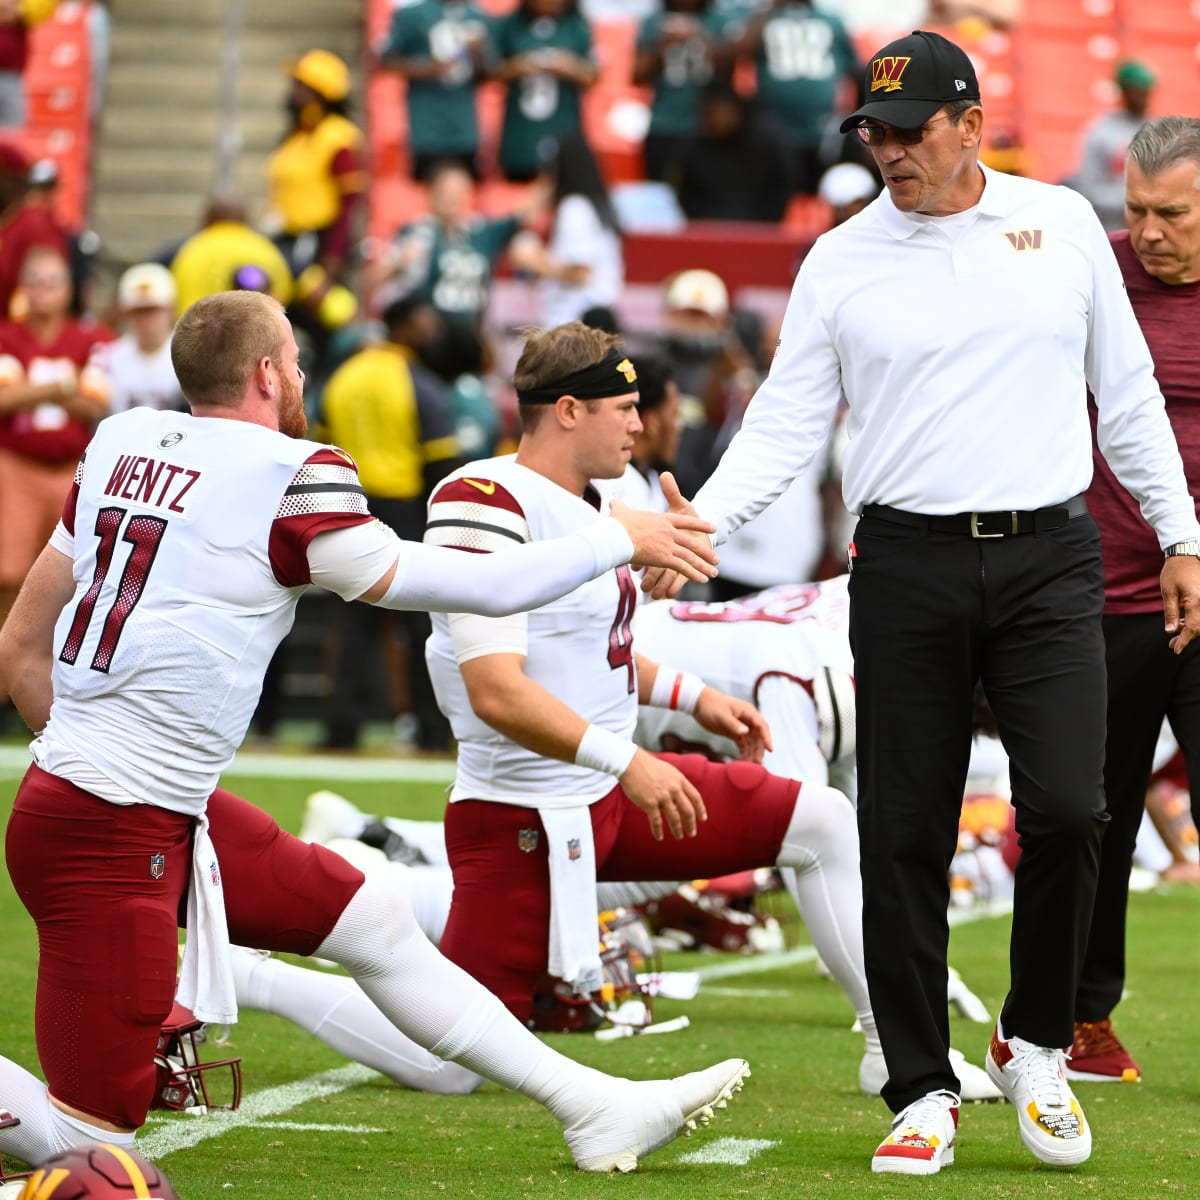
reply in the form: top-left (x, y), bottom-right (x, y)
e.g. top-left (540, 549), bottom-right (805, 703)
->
top-left (308, 522), bottom-right (405, 601)
top-left (447, 610), bottom-right (528, 665)
top-left (373, 517), bottom-right (635, 615)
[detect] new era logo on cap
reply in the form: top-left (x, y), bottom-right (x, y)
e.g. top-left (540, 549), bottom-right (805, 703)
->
top-left (841, 30), bottom-right (981, 133)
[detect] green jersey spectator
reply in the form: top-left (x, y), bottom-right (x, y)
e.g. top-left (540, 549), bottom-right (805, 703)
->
top-left (634, 0), bottom-right (734, 184)
top-left (493, 0), bottom-right (598, 182)
top-left (381, 0), bottom-right (493, 181)
top-left (366, 161), bottom-right (549, 331)
top-left (727, 0), bottom-right (860, 194)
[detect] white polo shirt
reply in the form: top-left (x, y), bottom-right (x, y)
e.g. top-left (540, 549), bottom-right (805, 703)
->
top-left (695, 164), bottom-right (1200, 549)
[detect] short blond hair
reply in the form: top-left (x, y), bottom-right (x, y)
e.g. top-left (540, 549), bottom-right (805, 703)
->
top-left (171, 291), bottom-right (286, 409)
top-left (514, 323), bottom-right (622, 433)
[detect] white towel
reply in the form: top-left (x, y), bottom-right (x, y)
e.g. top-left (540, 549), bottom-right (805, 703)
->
top-left (540, 806), bottom-right (603, 995)
top-left (175, 815), bottom-right (238, 1025)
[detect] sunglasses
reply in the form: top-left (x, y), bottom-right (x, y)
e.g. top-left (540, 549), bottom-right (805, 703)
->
top-left (855, 114), bottom-right (953, 147)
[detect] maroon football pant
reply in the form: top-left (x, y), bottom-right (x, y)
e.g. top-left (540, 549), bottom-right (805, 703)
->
top-left (5, 766), bottom-right (364, 1129)
top-left (438, 753), bottom-right (800, 1022)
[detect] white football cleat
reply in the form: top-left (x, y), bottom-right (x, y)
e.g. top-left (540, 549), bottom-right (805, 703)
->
top-left (564, 1058), bottom-right (750, 1172)
top-left (299, 790), bottom-right (367, 845)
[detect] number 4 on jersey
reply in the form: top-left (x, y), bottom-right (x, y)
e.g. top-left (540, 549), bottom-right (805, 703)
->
top-left (607, 565), bottom-right (636, 693)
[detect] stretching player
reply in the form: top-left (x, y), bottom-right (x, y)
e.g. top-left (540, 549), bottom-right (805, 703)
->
top-left (0, 292), bottom-right (746, 1179)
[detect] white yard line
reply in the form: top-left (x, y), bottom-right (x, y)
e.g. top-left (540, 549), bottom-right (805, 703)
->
top-left (676, 1137), bottom-right (781, 1165)
top-left (137, 1064), bottom-right (381, 1158)
top-left (0, 746), bottom-right (456, 784)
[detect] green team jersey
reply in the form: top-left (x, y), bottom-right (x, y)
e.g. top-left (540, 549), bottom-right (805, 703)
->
top-left (384, 0), bottom-right (490, 156)
top-left (636, 11), bottom-right (731, 137)
top-left (739, 3), bottom-right (859, 148)
top-left (396, 213), bottom-right (521, 325)
top-left (493, 11), bottom-right (595, 178)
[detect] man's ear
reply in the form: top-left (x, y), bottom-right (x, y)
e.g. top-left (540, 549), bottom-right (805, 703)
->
top-left (554, 393), bottom-right (581, 429)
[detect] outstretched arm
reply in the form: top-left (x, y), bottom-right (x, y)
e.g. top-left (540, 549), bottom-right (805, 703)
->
top-left (0, 544), bottom-right (76, 732)
top-left (309, 506), bottom-right (717, 616)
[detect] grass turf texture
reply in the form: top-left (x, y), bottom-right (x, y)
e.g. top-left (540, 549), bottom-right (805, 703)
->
top-left (2, 764), bottom-right (1199, 1198)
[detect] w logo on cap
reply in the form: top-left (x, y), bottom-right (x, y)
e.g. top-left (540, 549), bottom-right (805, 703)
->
top-left (871, 56), bottom-right (911, 93)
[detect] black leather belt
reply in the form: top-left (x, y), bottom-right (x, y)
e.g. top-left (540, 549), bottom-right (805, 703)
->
top-left (862, 494), bottom-right (1088, 539)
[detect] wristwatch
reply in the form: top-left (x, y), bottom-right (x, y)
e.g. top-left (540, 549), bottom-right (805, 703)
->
top-left (1164, 540), bottom-right (1200, 557)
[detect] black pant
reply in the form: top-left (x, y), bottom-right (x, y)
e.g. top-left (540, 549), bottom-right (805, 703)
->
top-left (1075, 611), bottom-right (1200, 1020)
top-left (848, 509), bottom-right (1108, 1112)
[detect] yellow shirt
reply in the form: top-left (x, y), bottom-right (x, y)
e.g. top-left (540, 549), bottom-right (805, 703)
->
top-left (266, 113), bottom-right (367, 236)
top-left (321, 343), bottom-right (458, 499)
top-left (170, 222), bottom-right (294, 313)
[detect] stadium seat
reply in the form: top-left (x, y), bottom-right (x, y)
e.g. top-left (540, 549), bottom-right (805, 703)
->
top-left (1023, 0), bottom-right (1117, 36)
top-left (20, 2), bottom-right (91, 230)
top-left (592, 18), bottom-right (636, 86)
top-left (1117, 0), bottom-right (1200, 38)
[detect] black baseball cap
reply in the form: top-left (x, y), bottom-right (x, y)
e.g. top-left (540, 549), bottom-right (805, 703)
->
top-left (839, 30), bottom-right (981, 133)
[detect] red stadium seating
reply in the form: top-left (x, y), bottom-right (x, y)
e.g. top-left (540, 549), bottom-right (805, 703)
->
top-left (19, 1), bottom-right (92, 230)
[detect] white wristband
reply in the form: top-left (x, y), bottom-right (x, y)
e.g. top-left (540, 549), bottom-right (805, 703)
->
top-left (648, 668), bottom-right (706, 716)
top-left (575, 724), bottom-right (638, 777)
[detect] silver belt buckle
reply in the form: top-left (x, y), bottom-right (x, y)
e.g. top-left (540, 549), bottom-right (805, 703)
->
top-left (970, 512), bottom-right (1013, 539)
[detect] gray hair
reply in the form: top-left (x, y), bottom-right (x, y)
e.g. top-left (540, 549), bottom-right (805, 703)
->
top-left (1127, 116), bottom-right (1200, 187)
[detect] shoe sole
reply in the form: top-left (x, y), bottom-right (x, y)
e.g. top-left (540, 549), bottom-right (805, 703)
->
top-left (986, 1054), bottom-right (1093, 1167)
top-left (871, 1145), bottom-right (954, 1175)
top-left (1064, 1065), bottom-right (1140, 1083)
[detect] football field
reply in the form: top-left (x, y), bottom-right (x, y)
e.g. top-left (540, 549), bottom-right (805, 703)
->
top-left (2, 749), bottom-right (1199, 1199)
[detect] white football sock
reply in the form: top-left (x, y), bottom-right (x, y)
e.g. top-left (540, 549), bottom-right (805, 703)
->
top-left (235, 951), bottom-right (480, 1095)
top-left (0, 1056), bottom-right (135, 1169)
top-left (314, 875), bottom-right (611, 1125)
top-left (776, 782), bottom-right (880, 1053)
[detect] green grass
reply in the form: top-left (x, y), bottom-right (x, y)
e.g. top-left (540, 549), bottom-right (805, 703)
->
top-left (3, 761), bottom-right (1200, 1199)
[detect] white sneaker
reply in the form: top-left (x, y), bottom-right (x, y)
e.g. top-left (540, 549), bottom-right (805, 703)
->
top-left (563, 1058), bottom-right (750, 1172)
top-left (858, 1047), bottom-right (888, 1095)
top-left (950, 1048), bottom-right (1004, 1102)
top-left (299, 790), bottom-right (367, 845)
top-left (859, 1047), bottom-right (1001, 1102)
top-left (871, 1089), bottom-right (959, 1175)
top-left (986, 1024), bottom-right (1091, 1166)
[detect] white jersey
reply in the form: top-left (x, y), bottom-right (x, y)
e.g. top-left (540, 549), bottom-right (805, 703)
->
top-left (95, 334), bottom-right (185, 414)
top-left (425, 456), bottom-right (638, 807)
top-left (34, 407), bottom-right (373, 816)
top-left (633, 578), bottom-right (854, 786)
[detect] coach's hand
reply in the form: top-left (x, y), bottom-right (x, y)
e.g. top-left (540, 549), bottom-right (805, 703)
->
top-left (693, 689), bottom-right (773, 763)
top-left (1162, 553), bottom-right (1200, 653)
top-left (609, 498), bottom-right (717, 584)
top-left (640, 472), bottom-right (713, 599)
top-left (619, 749), bottom-right (707, 841)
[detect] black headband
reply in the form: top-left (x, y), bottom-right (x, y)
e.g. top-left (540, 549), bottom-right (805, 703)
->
top-left (515, 348), bottom-right (639, 405)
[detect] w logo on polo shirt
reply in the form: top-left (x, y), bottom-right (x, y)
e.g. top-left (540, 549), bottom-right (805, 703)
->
top-left (871, 56), bottom-right (911, 92)
top-left (1004, 229), bottom-right (1043, 251)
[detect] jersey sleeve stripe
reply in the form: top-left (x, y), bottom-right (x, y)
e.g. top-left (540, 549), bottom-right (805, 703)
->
top-left (425, 521), bottom-right (529, 555)
top-left (431, 476), bottom-right (526, 519)
top-left (285, 481), bottom-right (368, 497)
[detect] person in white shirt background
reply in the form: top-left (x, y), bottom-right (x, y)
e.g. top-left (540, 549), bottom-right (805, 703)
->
top-left (643, 28), bottom-right (1200, 1178)
top-left (100, 263), bottom-right (185, 415)
top-left (518, 133), bottom-right (624, 330)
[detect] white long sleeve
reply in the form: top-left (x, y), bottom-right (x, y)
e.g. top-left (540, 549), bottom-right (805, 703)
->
top-left (374, 517), bottom-right (635, 615)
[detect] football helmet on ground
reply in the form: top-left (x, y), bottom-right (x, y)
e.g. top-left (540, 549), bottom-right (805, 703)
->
top-left (529, 909), bottom-right (660, 1033)
top-left (152, 1002), bottom-right (243, 1113)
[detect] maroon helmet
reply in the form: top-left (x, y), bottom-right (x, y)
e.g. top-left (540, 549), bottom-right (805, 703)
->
top-left (15, 1145), bottom-right (178, 1200)
top-left (529, 909), bottom-right (660, 1033)
top-left (151, 1002), bottom-right (242, 1113)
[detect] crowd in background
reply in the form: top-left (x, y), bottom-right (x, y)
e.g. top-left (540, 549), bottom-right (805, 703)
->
top-left (0, 0), bottom-right (1179, 750)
